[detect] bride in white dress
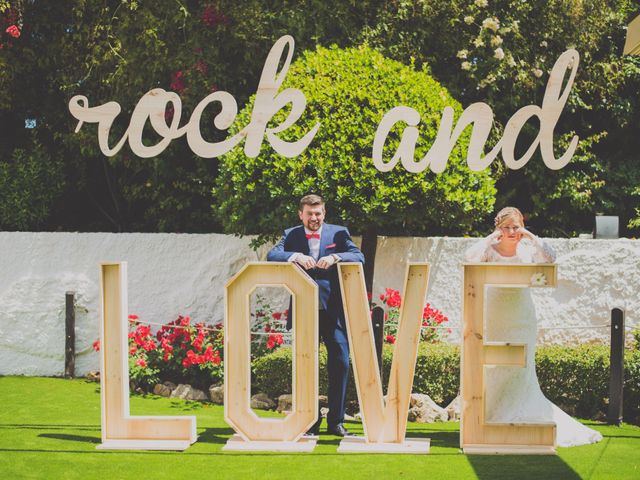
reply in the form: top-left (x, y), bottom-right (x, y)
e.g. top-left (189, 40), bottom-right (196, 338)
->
top-left (465, 207), bottom-right (602, 447)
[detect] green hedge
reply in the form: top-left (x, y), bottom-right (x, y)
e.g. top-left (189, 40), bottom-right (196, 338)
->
top-left (252, 343), bottom-right (640, 424)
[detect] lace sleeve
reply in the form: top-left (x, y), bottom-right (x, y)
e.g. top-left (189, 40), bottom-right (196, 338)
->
top-left (464, 236), bottom-right (493, 262)
top-left (530, 237), bottom-right (556, 263)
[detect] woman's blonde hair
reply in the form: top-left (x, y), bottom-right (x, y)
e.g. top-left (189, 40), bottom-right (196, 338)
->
top-left (494, 206), bottom-right (524, 228)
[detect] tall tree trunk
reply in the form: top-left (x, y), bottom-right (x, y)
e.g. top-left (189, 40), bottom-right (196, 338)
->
top-left (360, 227), bottom-right (378, 295)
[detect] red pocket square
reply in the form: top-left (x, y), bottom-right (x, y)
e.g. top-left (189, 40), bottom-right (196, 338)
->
top-left (326, 243), bottom-right (336, 248)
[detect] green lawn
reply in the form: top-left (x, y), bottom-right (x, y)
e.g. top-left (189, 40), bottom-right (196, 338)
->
top-left (1, 377), bottom-right (638, 479)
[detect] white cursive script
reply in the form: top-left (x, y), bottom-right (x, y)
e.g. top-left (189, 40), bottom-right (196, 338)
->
top-left (68, 35), bottom-right (319, 159)
top-left (372, 49), bottom-right (580, 173)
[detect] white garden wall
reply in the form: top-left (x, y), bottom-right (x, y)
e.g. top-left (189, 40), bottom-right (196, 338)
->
top-left (0, 232), bottom-right (637, 376)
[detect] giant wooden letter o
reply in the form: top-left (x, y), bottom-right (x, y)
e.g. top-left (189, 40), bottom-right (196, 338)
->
top-left (224, 262), bottom-right (318, 442)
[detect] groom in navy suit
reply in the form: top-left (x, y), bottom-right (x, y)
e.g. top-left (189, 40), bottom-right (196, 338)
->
top-left (267, 194), bottom-right (364, 437)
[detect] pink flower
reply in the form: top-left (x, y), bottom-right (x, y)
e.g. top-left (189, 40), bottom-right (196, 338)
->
top-left (136, 358), bottom-right (147, 368)
top-left (92, 339), bottom-right (100, 352)
top-left (5, 25), bottom-right (20, 38)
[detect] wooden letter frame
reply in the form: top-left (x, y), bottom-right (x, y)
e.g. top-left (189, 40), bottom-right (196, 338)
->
top-left (337, 262), bottom-right (431, 454)
top-left (461, 263), bottom-right (557, 455)
top-left (98, 262), bottom-right (197, 450)
top-left (223, 262), bottom-right (319, 452)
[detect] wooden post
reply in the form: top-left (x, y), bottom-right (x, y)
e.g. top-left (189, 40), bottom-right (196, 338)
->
top-left (608, 308), bottom-right (625, 426)
top-left (371, 306), bottom-right (384, 382)
top-left (64, 291), bottom-right (76, 378)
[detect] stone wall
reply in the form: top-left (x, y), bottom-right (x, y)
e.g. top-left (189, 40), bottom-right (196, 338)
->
top-left (0, 232), bottom-right (637, 376)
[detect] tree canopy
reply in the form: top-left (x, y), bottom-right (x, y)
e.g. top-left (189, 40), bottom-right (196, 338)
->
top-left (0, 0), bottom-right (638, 236)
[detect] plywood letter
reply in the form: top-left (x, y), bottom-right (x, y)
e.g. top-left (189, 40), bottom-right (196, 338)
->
top-left (98, 263), bottom-right (197, 450)
top-left (337, 263), bottom-right (431, 453)
top-left (461, 263), bottom-right (558, 455)
top-left (223, 262), bottom-right (318, 451)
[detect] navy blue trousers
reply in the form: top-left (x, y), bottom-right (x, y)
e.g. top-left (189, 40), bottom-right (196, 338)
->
top-left (318, 309), bottom-right (350, 427)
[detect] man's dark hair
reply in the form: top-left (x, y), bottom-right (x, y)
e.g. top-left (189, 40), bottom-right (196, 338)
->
top-left (299, 194), bottom-right (325, 211)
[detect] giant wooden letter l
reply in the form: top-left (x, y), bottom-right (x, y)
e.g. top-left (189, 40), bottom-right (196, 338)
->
top-left (99, 263), bottom-right (197, 450)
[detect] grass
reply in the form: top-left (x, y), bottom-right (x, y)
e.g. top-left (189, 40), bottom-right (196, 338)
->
top-left (0, 376), bottom-right (638, 480)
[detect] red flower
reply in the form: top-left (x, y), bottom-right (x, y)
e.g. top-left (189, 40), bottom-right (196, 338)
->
top-left (367, 291), bottom-right (373, 301)
top-left (164, 105), bottom-right (174, 123)
top-left (182, 357), bottom-right (191, 368)
top-left (136, 358), bottom-right (147, 368)
top-left (267, 337), bottom-right (275, 349)
top-left (179, 315), bottom-right (191, 326)
top-left (385, 334), bottom-right (396, 344)
top-left (202, 4), bottom-right (229, 27)
top-left (264, 324), bottom-right (271, 332)
top-left (137, 325), bottom-right (151, 337)
top-left (272, 312), bottom-right (282, 320)
top-left (194, 59), bottom-right (208, 74)
top-left (92, 339), bottom-right (100, 352)
top-left (203, 345), bottom-right (215, 361)
top-left (129, 345), bottom-right (137, 355)
top-left (5, 25), bottom-right (20, 38)
top-left (380, 288), bottom-right (402, 308)
top-left (170, 71), bottom-right (185, 93)
top-left (128, 314), bottom-right (139, 321)
top-left (193, 333), bottom-right (205, 351)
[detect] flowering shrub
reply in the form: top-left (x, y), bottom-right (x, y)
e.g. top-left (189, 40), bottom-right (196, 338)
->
top-left (93, 314), bottom-right (223, 391)
top-left (250, 294), bottom-right (288, 358)
top-left (378, 288), bottom-right (450, 344)
top-left (0, 2), bottom-right (21, 49)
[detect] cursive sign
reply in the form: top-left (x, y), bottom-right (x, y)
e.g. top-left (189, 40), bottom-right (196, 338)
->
top-left (69, 35), bottom-right (578, 173)
top-left (68, 35), bottom-right (319, 159)
top-left (372, 50), bottom-right (580, 173)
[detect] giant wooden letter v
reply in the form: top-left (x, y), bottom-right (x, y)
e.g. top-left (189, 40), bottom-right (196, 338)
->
top-left (337, 263), bottom-right (431, 453)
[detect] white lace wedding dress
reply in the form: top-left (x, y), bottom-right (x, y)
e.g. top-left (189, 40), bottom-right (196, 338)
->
top-left (465, 238), bottom-right (603, 447)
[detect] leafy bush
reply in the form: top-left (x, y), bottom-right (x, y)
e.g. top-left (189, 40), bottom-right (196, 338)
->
top-left (252, 342), bottom-right (640, 423)
top-left (0, 137), bottom-right (64, 230)
top-left (535, 344), bottom-right (609, 418)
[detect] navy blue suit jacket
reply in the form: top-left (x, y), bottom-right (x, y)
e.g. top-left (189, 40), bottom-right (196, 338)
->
top-left (267, 223), bottom-right (364, 333)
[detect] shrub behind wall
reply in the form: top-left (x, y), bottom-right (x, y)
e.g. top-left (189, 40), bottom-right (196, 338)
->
top-left (252, 343), bottom-right (640, 424)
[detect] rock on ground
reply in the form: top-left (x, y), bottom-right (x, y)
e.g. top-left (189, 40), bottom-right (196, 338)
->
top-left (407, 393), bottom-right (448, 423)
top-left (209, 384), bottom-right (224, 404)
top-left (445, 395), bottom-right (461, 421)
top-left (251, 393), bottom-right (276, 410)
top-left (170, 384), bottom-right (208, 402)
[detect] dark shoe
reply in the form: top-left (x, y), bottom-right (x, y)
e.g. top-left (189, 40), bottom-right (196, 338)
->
top-left (326, 424), bottom-right (354, 437)
top-left (305, 418), bottom-right (322, 436)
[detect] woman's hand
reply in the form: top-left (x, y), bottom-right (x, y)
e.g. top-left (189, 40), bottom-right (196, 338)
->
top-left (517, 227), bottom-right (536, 241)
